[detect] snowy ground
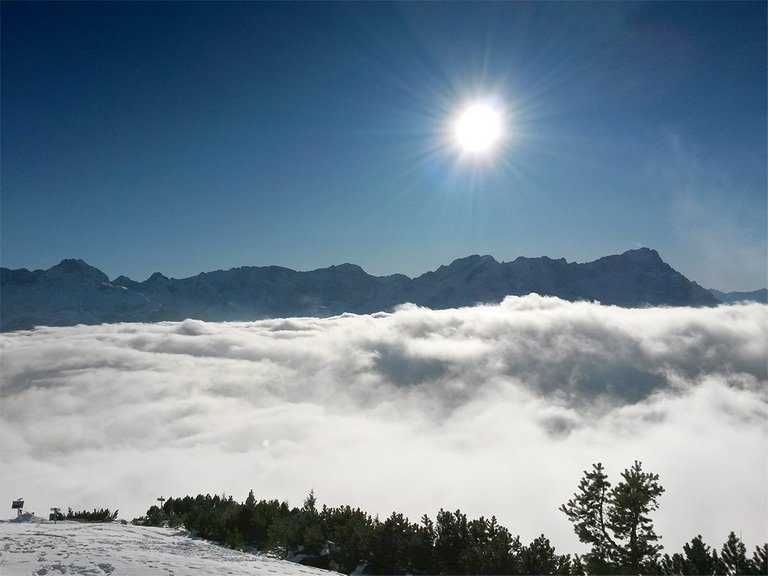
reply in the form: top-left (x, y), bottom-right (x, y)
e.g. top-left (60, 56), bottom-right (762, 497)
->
top-left (0, 517), bottom-right (335, 576)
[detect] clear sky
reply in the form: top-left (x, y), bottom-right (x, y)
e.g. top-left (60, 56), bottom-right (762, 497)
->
top-left (2, 1), bottom-right (766, 290)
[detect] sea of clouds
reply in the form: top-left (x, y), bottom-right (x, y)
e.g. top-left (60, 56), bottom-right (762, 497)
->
top-left (1, 295), bottom-right (766, 554)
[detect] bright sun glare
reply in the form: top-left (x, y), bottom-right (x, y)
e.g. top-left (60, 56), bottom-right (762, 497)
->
top-left (454, 102), bottom-right (504, 155)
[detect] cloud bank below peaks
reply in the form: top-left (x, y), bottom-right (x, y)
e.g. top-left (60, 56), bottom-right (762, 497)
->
top-left (1, 295), bottom-right (766, 554)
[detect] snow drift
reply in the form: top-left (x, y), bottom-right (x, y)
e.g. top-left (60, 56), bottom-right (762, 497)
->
top-left (0, 519), bottom-right (335, 575)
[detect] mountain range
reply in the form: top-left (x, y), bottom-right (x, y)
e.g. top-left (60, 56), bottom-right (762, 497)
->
top-left (707, 287), bottom-right (768, 304)
top-left (1, 248), bottom-right (762, 332)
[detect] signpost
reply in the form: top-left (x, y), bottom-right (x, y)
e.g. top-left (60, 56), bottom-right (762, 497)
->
top-left (157, 496), bottom-right (166, 519)
top-left (12, 498), bottom-right (23, 518)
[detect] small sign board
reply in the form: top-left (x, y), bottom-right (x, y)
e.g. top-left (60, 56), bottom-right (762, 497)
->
top-left (12, 499), bottom-right (23, 510)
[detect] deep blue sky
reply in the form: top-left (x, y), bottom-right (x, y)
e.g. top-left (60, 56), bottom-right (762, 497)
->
top-left (2, 1), bottom-right (766, 290)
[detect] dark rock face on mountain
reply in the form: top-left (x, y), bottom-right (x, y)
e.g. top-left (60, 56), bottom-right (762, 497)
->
top-left (0, 249), bottom-right (722, 331)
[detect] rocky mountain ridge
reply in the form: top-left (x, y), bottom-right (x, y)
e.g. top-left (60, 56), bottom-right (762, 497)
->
top-left (708, 287), bottom-right (767, 304)
top-left (0, 248), bottom-right (728, 331)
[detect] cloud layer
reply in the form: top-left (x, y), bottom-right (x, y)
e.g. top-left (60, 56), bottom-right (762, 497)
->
top-left (1, 296), bottom-right (766, 554)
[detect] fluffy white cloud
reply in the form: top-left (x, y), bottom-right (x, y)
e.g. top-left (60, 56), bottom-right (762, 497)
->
top-left (1, 296), bottom-right (766, 554)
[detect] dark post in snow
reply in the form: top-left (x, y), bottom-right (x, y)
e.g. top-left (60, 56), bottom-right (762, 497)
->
top-left (12, 498), bottom-right (24, 518)
top-left (157, 496), bottom-right (166, 518)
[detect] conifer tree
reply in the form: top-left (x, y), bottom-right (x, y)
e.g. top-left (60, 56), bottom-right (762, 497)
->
top-left (434, 509), bottom-right (470, 574)
top-left (299, 489), bottom-right (323, 557)
top-left (519, 534), bottom-right (562, 575)
top-left (559, 462), bottom-right (616, 574)
top-left (484, 517), bottom-right (521, 575)
top-left (560, 461), bottom-right (664, 574)
top-left (659, 552), bottom-right (685, 575)
top-left (682, 535), bottom-right (717, 575)
top-left (750, 543), bottom-right (767, 576)
top-left (608, 461), bottom-right (665, 573)
top-left (370, 512), bottom-right (422, 574)
top-left (720, 532), bottom-right (749, 575)
top-left (303, 489), bottom-right (318, 514)
top-left (570, 553), bottom-right (586, 576)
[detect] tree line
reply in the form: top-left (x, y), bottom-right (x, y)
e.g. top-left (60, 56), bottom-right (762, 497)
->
top-left (50, 507), bottom-right (119, 522)
top-left (133, 490), bottom-right (572, 574)
top-left (130, 461), bottom-right (766, 575)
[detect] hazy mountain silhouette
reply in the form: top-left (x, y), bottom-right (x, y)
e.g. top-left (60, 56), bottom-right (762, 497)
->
top-left (0, 248), bottom-right (723, 331)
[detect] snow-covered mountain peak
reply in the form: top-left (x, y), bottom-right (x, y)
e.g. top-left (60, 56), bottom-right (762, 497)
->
top-left (0, 249), bottom-right (729, 331)
top-left (48, 258), bottom-right (109, 283)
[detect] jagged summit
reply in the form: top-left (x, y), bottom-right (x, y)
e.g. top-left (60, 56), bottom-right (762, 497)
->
top-left (619, 247), bottom-right (662, 262)
top-left (51, 258), bottom-right (107, 278)
top-left (0, 249), bottom-right (726, 331)
top-left (146, 272), bottom-right (170, 283)
top-left (8, 258), bottom-right (110, 284)
top-left (708, 287), bottom-right (768, 304)
top-left (447, 254), bottom-right (499, 267)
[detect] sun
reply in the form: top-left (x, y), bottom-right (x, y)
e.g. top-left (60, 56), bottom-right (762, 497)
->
top-left (453, 101), bottom-right (504, 155)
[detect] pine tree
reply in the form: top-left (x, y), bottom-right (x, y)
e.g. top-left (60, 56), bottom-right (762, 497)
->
top-left (749, 543), bottom-right (767, 576)
top-left (458, 515), bottom-right (520, 575)
top-left (319, 504), bottom-right (376, 574)
top-left (519, 534), bottom-right (561, 575)
top-left (434, 509), bottom-right (470, 574)
top-left (560, 461), bottom-right (664, 574)
top-left (300, 490), bottom-right (324, 558)
top-left (608, 461), bottom-right (665, 573)
top-left (484, 517), bottom-right (520, 575)
top-left (720, 532), bottom-right (749, 575)
top-left (682, 535), bottom-right (717, 575)
top-left (370, 512), bottom-right (422, 574)
top-left (559, 462), bottom-right (617, 574)
top-left (570, 553), bottom-right (586, 576)
top-left (303, 489), bottom-right (317, 514)
top-left (659, 552), bottom-right (685, 575)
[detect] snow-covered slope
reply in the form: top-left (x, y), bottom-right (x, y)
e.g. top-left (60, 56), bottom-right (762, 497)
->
top-left (0, 518), bottom-right (335, 576)
top-left (0, 259), bottom-right (159, 331)
top-left (0, 248), bottom-right (720, 331)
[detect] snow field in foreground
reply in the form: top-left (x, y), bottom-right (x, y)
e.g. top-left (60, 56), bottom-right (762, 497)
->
top-left (0, 519), bottom-right (335, 576)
